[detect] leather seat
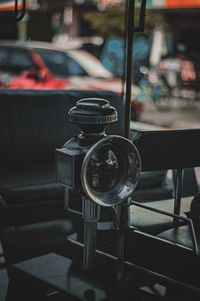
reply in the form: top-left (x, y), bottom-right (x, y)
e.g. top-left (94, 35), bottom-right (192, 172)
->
top-left (157, 192), bottom-right (200, 251)
top-left (1, 219), bottom-right (75, 275)
top-left (129, 129), bottom-right (200, 235)
top-left (0, 165), bottom-right (64, 225)
top-left (130, 197), bottom-right (192, 234)
top-left (158, 225), bottom-right (200, 251)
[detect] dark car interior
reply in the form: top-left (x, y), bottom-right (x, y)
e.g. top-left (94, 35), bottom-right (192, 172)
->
top-left (0, 89), bottom-right (169, 269)
top-left (0, 87), bottom-right (200, 301)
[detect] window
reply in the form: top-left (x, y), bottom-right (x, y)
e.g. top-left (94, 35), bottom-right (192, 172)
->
top-left (35, 49), bottom-right (87, 77)
top-left (0, 47), bottom-right (38, 74)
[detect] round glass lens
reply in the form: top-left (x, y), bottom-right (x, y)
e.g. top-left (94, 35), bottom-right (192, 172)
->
top-left (86, 146), bottom-right (123, 193)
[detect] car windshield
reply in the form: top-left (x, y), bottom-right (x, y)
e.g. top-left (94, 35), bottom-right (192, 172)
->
top-left (0, 47), bottom-right (38, 74)
top-left (34, 49), bottom-right (87, 77)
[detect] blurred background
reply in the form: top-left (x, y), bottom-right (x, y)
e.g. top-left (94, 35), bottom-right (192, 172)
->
top-left (1, 0), bottom-right (200, 125)
top-left (1, 0), bottom-right (200, 126)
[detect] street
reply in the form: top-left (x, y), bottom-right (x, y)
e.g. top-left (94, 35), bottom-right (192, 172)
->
top-left (139, 99), bottom-right (200, 129)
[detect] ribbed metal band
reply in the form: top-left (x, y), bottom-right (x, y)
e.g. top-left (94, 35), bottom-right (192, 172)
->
top-left (70, 113), bottom-right (118, 124)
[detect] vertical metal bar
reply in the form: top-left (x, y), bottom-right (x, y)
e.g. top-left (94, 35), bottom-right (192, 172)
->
top-left (188, 219), bottom-right (199, 255)
top-left (124, 0), bottom-right (135, 139)
top-left (173, 169), bottom-right (183, 225)
top-left (82, 198), bottom-right (99, 271)
top-left (15, 0), bottom-right (26, 21)
top-left (64, 187), bottom-right (69, 210)
top-left (138, 0), bottom-right (146, 30)
top-left (15, 0), bottom-right (18, 14)
top-left (116, 202), bottom-right (130, 293)
top-left (116, 230), bottom-right (125, 295)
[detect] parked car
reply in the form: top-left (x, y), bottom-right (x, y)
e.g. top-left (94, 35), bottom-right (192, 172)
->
top-left (0, 40), bottom-right (142, 120)
top-left (0, 42), bottom-right (68, 89)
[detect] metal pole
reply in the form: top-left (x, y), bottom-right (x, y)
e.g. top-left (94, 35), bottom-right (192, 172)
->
top-left (124, 0), bottom-right (146, 138)
top-left (82, 198), bottom-right (99, 271)
top-left (173, 169), bottom-right (183, 226)
top-left (124, 0), bottom-right (135, 139)
top-left (116, 202), bottom-right (130, 294)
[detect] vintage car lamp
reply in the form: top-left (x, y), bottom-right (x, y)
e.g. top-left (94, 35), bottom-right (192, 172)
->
top-left (56, 98), bottom-right (141, 272)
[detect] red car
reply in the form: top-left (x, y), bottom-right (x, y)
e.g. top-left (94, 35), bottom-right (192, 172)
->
top-left (0, 45), bottom-right (67, 89)
top-left (0, 41), bottom-right (142, 120)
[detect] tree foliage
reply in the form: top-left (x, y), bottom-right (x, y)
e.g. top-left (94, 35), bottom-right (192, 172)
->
top-left (84, 4), bottom-right (169, 39)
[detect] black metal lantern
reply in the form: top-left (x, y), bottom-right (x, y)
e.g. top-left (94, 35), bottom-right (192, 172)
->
top-left (56, 98), bottom-right (141, 271)
top-left (56, 98), bottom-right (141, 203)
